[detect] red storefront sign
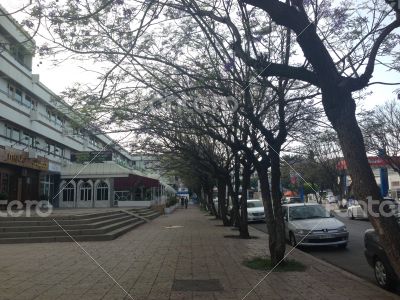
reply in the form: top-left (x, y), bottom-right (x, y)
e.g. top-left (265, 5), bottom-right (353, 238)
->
top-left (337, 156), bottom-right (400, 170)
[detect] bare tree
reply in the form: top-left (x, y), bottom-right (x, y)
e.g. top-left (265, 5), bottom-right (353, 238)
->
top-left (361, 99), bottom-right (400, 173)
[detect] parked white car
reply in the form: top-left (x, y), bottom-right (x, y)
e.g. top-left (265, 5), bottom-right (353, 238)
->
top-left (347, 200), bottom-right (368, 219)
top-left (283, 203), bottom-right (349, 248)
top-left (326, 194), bottom-right (338, 204)
top-left (247, 199), bottom-right (265, 222)
top-left (347, 197), bottom-right (399, 220)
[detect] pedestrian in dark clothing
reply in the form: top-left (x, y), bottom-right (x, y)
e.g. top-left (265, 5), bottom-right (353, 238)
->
top-left (180, 197), bottom-right (184, 208)
top-left (184, 197), bottom-right (188, 209)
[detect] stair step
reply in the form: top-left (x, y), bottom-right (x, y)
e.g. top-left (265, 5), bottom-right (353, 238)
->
top-left (139, 212), bottom-right (160, 219)
top-left (0, 208), bottom-right (158, 244)
top-left (0, 217), bottom-right (141, 238)
top-left (106, 221), bottom-right (145, 239)
top-left (0, 214), bottom-right (135, 233)
top-left (0, 211), bottom-right (124, 224)
top-left (0, 219), bottom-right (145, 244)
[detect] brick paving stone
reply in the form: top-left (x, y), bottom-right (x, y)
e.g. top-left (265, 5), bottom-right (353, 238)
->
top-left (0, 206), bottom-right (398, 300)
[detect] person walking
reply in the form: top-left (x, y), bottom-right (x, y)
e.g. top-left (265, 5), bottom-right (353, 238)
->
top-left (180, 197), bottom-right (184, 208)
top-left (184, 197), bottom-right (188, 209)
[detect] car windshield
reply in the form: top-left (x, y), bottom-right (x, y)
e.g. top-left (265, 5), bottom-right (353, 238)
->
top-left (247, 201), bottom-right (263, 208)
top-left (289, 205), bottom-right (331, 220)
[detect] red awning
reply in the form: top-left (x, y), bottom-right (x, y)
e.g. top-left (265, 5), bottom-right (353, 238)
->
top-left (337, 156), bottom-right (400, 170)
top-left (114, 174), bottom-right (159, 189)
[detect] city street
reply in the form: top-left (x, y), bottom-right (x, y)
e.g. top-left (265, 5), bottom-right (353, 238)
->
top-left (0, 207), bottom-right (396, 300)
top-left (251, 214), bottom-right (375, 282)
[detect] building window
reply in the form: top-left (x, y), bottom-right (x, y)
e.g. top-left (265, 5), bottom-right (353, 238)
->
top-left (23, 132), bottom-right (34, 147)
top-left (23, 94), bottom-right (34, 109)
top-left (5, 126), bottom-right (12, 139)
top-left (8, 84), bottom-right (23, 103)
top-left (0, 173), bottom-right (9, 195)
top-left (45, 143), bottom-right (62, 156)
top-left (40, 175), bottom-right (55, 201)
top-left (134, 188), bottom-right (142, 200)
top-left (46, 108), bottom-right (51, 120)
top-left (7, 84), bottom-right (15, 99)
top-left (80, 182), bottom-right (92, 201)
top-left (63, 183), bottom-right (75, 202)
top-left (46, 108), bottom-right (62, 125)
top-left (54, 146), bottom-right (61, 156)
top-left (96, 181), bottom-right (108, 201)
top-left (12, 128), bottom-right (20, 141)
top-left (10, 44), bottom-right (25, 65)
top-left (56, 116), bottom-right (64, 127)
top-left (145, 188), bottom-right (152, 200)
top-left (46, 143), bottom-right (52, 155)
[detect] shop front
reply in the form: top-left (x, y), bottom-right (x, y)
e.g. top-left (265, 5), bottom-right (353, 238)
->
top-left (114, 174), bottom-right (160, 207)
top-left (60, 162), bottom-right (162, 208)
top-left (0, 146), bottom-right (49, 205)
top-left (39, 161), bottom-right (61, 207)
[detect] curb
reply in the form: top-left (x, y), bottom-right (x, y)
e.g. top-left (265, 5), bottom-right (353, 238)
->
top-left (248, 225), bottom-right (397, 298)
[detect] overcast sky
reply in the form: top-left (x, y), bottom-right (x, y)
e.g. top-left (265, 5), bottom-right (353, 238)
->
top-left (1, 0), bottom-right (399, 111)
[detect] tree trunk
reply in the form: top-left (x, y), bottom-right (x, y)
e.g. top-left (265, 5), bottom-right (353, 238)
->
top-left (255, 160), bottom-right (283, 265)
top-left (325, 91), bottom-right (400, 278)
top-left (217, 176), bottom-right (230, 226)
top-left (207, 188), bottom-right (218, 217)
top-left (227, 180), bottom-right (244, 230)
top-left (239, 162), bottom-right (251, 239)
top-left (269, 148), bottom-right (286, 264)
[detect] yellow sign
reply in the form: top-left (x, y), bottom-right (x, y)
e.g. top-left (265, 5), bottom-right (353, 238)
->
top-left (0, 147), bottom-right (49, 171)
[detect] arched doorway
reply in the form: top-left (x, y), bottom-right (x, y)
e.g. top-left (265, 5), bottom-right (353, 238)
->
top-left (94, 180), bottom-right (110, 207)
top-left (77, 180), bottom-right (93, 208)
top-left (60, 181), bottom-right (76, 208)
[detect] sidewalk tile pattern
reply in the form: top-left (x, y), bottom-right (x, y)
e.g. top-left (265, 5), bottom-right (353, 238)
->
top-left (0, 206), bottom-right (397, 299)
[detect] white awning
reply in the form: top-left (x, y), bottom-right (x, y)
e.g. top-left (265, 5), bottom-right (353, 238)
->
top-left (60, 162), bottom-right (142, 179)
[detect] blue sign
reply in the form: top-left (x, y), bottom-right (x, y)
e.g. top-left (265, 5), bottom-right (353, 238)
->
top-left (176, 191), bottom-right (189, 195)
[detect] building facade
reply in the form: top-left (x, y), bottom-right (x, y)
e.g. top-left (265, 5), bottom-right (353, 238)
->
top-left (0, 6), bottom-right (175, 208)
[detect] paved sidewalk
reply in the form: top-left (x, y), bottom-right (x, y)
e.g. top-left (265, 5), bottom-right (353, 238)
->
top-left (0, 206), bottom-right (397, 300)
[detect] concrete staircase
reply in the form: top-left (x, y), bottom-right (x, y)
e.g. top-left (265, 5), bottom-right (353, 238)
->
top-left (0, 208), bottom-right (160, 244)
top-left (127, 207), bottom-right (161, 220)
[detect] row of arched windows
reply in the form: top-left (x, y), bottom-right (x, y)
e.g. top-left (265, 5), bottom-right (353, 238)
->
top-left (61, 180), bottom-right (109, 205)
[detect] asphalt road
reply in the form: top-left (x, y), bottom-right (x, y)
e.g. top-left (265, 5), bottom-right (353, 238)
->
top-left (250, 214), bottom-right (375, 282)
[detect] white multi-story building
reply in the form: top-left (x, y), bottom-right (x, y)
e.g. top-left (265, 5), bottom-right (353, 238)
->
top-left (0, 6), bottom-right (175, 208)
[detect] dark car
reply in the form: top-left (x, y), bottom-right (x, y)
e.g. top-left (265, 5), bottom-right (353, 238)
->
top-left (364, 228), bottom-right (399, 290)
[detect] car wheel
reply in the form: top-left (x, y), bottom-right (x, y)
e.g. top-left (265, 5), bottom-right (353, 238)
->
top-left (289, 232), bottom-right (297, 247)
top-left (374, 258), bottom-right (395, 290)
